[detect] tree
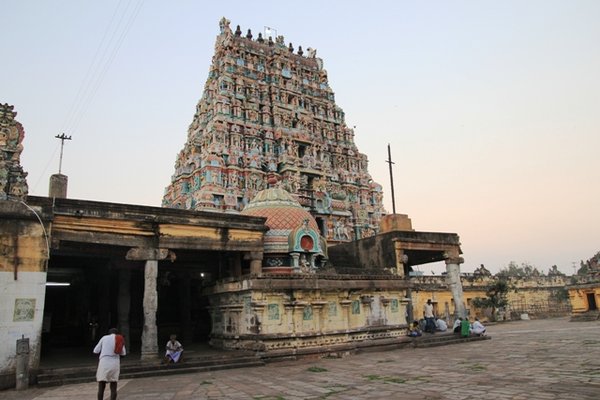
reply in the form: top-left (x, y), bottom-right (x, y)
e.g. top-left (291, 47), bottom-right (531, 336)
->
top-left (471, 280), bottom-right (510, 321)
top-left (547, 265), bottom-right (565, 277)
top-left (496, 261), bottom-right (542, 278)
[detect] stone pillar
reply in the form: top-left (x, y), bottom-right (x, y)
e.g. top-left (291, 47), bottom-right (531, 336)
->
top-left (340, 300), bottom-right (352, 331)
top-left (117, 268), bottom-right (131, 352)
top-left (395, 248), bottom-right (407, 277)
top-left (245, 251), bottom-right (263, 275)
top-left (311, 302), bottom-right (326, 333)
top-left (445, 255), bottom-right (467, 319)
top-left (126, 247), bottom-right (175, 361)
top-left (291, 253), bottom-right (300, 272)
top-left (284, 304), bottom-right (295, 335)
top-left (141, 260), bottom-right (158, 360)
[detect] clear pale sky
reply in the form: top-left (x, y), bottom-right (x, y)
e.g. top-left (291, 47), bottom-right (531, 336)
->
top-left (3, 1), bottom-right (599, 274)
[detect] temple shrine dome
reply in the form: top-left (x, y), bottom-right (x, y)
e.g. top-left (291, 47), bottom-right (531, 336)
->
top-left (241, 187), bottom-right (325, 273)
top-left (241, 187), bottom-right (319, 231)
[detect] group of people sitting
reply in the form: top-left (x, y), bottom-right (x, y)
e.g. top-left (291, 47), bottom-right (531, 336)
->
top-left (407, 317), bottom-right (486, 337)
top-left (452, 317), bottom-right (487, 336)
top-left (409, 299), bottom-right (487, 338)
top-left (408, 299), bottom-right (486, 337)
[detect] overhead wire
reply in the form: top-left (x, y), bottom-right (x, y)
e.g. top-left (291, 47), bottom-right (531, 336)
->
top-left (59, 0), bottom-right (126, 134)
top-left (33, 0), bottom-right (145, 193)
top-left (67, 0), bottom-right (145, 136)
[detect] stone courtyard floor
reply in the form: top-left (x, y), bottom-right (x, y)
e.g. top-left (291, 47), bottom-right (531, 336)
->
top-left (2, 317), bottom-right (599, 400)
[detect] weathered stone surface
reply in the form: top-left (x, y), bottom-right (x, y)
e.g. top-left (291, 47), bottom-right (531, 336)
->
top-left (163, 18), bottom-right (385, 243)
top-left (0, 103), bottom-right (29, 201)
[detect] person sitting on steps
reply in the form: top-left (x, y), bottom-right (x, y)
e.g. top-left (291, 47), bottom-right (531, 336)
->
top-left (164, 334), bottom-right (184, 364)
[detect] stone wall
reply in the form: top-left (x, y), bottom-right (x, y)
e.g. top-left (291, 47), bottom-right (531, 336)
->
top-left (0, 201), bottom-right (49, 389)
top-left (205, 276), bottom-right (409, 353)
top-left (410, 274), bottom-right (571, 322)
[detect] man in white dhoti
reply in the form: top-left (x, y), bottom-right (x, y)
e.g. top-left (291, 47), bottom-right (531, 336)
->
top-left (470, 318), bottom-right (487, 336)
top-left (165, 334), bottom-right (184, 364)
top-left (93, 328), bottom-right (126, 400)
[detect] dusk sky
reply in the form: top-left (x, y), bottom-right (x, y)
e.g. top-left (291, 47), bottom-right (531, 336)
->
top-left (3, 1), bottom-right (599, 274)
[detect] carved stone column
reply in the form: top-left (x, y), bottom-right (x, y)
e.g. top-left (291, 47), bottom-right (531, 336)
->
top-left (340, 299), bottom-right (352, 331)
top-left (245, 251), bottom-right (263, 275)
top-left (126, 247), bottom-right (175, 361)
top-left (290, 253), bottom-right (300, 272)
top-left (141, 260), bottom-right (158, 360)
top-left (445, 254), bottom-right (467, 319)
top-left (117, 268), bottom-right (131, 352)
top-left (311, 301), bottom-right (326, 333)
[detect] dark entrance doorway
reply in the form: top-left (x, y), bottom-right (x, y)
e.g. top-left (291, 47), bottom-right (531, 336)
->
top-left (587, 293), bottom-right (597, 311)
top-left (41, 247), bottom-right (221, 367)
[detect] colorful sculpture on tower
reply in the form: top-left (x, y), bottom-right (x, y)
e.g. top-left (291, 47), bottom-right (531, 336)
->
top-left (0, 103), bottom-right (28, 201)
top-left (163, 18), bottom-right (385, 242)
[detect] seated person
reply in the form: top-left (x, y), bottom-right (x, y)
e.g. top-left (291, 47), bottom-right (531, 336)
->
top-left (452, 317), bottom-right (462, 334)
top-left (470, 318), bottom-right (487, 336)
top-left (407, 320), bottom-right (422, 337)
top-left (435, 318), bottom-right (448, 332)
top-left (165, 334), bottom-right (184, 363)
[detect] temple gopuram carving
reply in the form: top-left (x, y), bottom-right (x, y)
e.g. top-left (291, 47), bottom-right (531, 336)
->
top-left (163, 18), bottom-right (385, 243)
top-left (0, 103), bottom-right (28, 201)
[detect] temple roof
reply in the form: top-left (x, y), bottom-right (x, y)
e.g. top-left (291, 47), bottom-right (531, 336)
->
top-left (241, 187), bottom-right (319, 232)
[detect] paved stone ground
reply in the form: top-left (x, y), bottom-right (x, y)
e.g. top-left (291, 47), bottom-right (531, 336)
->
top-left (2, 317), bottom-right (599, 400)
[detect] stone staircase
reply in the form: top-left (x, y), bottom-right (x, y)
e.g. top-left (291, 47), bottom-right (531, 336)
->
top-left (35, 334), bottom-right (489, 387)
top-left (570, 310), bottom-right (600, 322)
top-left (411, 333), bottom-right (491, 348)
top-left (36, 353), bottom-right (264, 387)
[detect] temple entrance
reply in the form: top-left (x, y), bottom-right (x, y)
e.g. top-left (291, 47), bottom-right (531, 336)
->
top-left (41, 249), bottom-right (216, 367)
top-left (587, 293), bottom-right (597, 311)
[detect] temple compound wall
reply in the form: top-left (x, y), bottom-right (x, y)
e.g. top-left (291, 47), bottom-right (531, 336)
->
top-left (411, 274), bottom-right (572, 322)
top-left (162, 18), bottom-right (385, 244)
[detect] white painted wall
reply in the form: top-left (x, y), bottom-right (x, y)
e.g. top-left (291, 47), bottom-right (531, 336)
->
top-left (0, 271), bottom-right (47, 375)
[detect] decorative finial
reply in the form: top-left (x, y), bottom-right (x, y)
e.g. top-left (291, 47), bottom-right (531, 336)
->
top-left (234, 25), bottom-right (242, 36)
top-left (288, 42), bottom-right (294, 53)
top-left (257, 33), bottom-right (264, 43)
top-left (246, 29), bottom-right (253, 39)
top-left (297, 46), bottom-right (304, 56)
top-left (268, 36), bottom-right (274, 46)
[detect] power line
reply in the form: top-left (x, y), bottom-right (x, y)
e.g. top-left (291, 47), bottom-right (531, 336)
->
top-left (61, 0), bottom-right (145, 136)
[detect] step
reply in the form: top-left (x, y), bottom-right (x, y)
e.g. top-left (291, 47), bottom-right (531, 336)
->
top-left (37, 356), bottom-right (265, 387)
top-left (413, 335), bottom-right (491, 348)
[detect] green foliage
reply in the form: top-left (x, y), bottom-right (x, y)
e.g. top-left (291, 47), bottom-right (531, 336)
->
top-left (307, 366), bottom-right (328, 373)
top-left (547, 265), bottom-right (566, 277)
top-left (496, 261), bottom-right (542, 278)
top-left (471, 280), bottom-right (510, 320)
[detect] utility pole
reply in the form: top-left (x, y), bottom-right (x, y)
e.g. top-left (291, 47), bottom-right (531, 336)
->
top-left (386, 143), bottom-right (396, 214)
top-left (55, 133), bottom-right (72, 174)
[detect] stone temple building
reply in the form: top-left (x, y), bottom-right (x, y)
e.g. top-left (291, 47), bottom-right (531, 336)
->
top-left (1, 19), bottom-right (471, 389)
top-left (163, 17), bottom-right (385, 244)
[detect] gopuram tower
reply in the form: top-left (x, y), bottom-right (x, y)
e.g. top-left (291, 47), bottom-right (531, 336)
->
top-left (163, 18), bottom-right (386, 243)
